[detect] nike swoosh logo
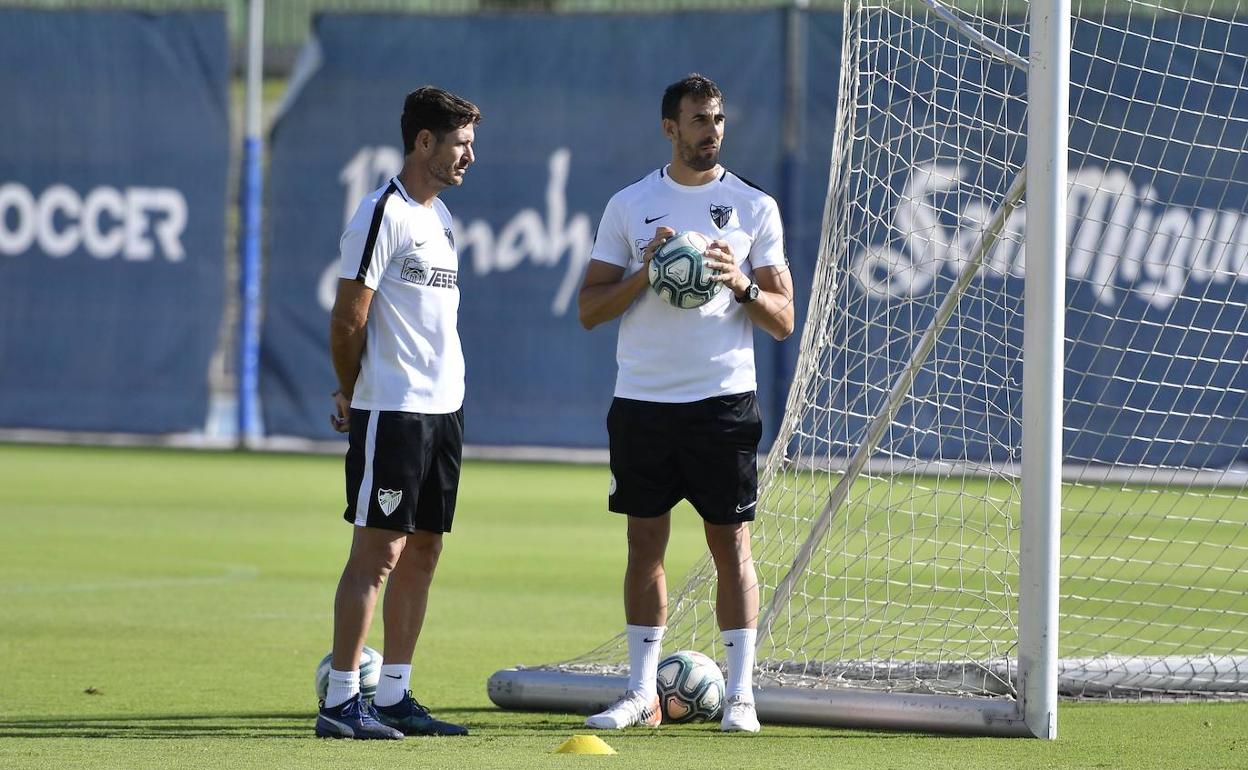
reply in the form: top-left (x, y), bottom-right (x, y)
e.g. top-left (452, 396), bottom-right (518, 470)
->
top-left (643, 638), bottom-right (660, 643)
top-left (735, 501), bottom-right (757, 513)
top-left (644, 214), bottom-right (668, 224)
top-left (384, 674), bottom-right (402, 679)
top-left (413, 240), bottom-right (426, 247)
top-left (725, 642), bottom-right (735, 647)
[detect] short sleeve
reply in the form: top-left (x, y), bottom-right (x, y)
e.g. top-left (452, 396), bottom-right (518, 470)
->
top-left (589, 193), bottom-right (633, 268)
top-left (749, 196), bottom-right (787, 271)
top-left (338, 196), bottom-right (400, 290)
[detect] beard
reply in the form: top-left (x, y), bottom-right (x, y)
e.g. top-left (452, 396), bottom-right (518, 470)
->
top-left (431, 158), bottom-right (465, 187)
top-left (678, 137), bottom-right (720, 172)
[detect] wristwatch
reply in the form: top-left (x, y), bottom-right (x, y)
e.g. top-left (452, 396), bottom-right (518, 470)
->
top-left (734, 281), bottom-right (760, 304)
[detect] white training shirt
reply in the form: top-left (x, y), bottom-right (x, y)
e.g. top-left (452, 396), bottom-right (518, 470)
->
top-left (338, 177), bottom-right (464, 414)
top-left (590, 166), bottom-right (787, 403)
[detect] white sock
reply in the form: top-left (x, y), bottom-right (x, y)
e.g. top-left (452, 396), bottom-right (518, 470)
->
top-left (325, 668), bottom-right (360, 708)
top-left (373, 663), bottom-right (412, 707)
top-left (723, 628), bottom-right (757, 701)
top-left (625, 624), bottom-right (665, 699)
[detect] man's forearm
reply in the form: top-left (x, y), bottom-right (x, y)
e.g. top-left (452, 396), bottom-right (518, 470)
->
top-left (742, 290), bottom-right (794, 341)
top-left (329, 322), bottom-right (366, 400)
top-left (578, 269), bottom-right (650, 329)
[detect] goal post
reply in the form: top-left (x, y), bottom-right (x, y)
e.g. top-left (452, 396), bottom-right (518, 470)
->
top-left (490, 0), bottom-right (1248, 737)
top-left (1017, 0), bottom-right (1067, 740)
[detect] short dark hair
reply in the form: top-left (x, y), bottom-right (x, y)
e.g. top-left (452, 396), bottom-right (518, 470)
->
top-left (661, 74), bottom-right (724, 122)
top-left (400, 86), bottom-right (482, 154)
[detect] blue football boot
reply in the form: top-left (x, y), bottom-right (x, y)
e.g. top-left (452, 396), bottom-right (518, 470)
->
top-left (315, 694), bottom-right (405, 740)
top-left (374, 691), bottom-right (469, 736)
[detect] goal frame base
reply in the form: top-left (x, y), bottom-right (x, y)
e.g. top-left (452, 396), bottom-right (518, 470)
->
top-left (486, 668), bottom-right (1033, 736)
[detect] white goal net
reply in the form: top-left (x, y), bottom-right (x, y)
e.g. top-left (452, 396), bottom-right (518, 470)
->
top-left (490, 0), bottom-right (1248, 733)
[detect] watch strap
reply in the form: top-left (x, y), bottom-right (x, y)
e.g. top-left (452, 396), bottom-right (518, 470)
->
top-left (735, 282), bottom-right (760, 304)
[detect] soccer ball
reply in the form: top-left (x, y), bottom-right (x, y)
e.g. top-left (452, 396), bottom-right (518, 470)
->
top-left (656, 650), bottom-right (725, 723)
top-left (314, 644), bottom-right (382, 703)
top-left (648, 231), bottom-right (721, 309)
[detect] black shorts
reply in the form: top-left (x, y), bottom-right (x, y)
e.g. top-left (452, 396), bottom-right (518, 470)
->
top-left (343, 408), bottom-right (464, 534)
top-left (607, 392), bottom-right (762, 525)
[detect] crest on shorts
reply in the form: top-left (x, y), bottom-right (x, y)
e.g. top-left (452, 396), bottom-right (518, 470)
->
top-left (444, 228), bottom-right (455, 248)
top-left (377, 488), bottom-right (403, 516)
top-left (710, 204), bottom-right (733, 229)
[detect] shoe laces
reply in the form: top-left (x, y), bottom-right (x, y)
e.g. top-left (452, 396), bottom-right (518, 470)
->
top-left (403, 691), bottom-right (432, 717)
top-left (725, 695), bottom-right (755, 716)
top-left (337, 694), bottom-right (378, 722)
top-left (360, 696), bottom-right (388, 724)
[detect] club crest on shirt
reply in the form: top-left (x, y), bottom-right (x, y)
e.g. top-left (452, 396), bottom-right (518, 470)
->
top-left (401, 257), bottom-right (429, 284)
top-left (710, 204), bottom-right (734, 229)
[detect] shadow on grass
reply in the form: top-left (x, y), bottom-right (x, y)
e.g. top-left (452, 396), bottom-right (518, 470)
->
top-left (0, 712), bottom-right (337, 740)
top-left (0, 708), bottom-right (586, 741)
top-left (473, 710), bottom-right (879, 740)
top-left (417, 707), bottom-right (918, 739)
top-left (0, 709), bottom-right (895, 741)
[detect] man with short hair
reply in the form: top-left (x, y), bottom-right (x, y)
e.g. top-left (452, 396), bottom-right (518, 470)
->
top-left (315, 86), bottom-right (480, 740)
top-left (577, 73), bottom-right (795, 734)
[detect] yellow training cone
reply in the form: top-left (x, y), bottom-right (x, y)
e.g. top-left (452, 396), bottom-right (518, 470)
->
top-left (554, 734), bottom-right (617, 755)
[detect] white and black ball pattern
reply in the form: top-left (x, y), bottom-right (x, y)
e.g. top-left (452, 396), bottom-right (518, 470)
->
top-left (647, 231), bottom-right (721, 309)
top-left (655, 649), bottom-right (725, 723)
top-left (315, 644), bottom-right (382, 703)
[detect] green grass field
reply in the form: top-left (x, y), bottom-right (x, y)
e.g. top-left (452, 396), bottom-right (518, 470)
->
top-left (1, 444), bottom-right (1245, 769)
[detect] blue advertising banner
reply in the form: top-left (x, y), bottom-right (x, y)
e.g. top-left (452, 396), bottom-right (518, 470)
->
top-left (263, 11), bottom-right (1246, 467)
top-left (830, 13), bottom-right (1248, 468)
top-left (1064, 14), bottom-right (1248, 467)
top-left (261, 11), bottom-right (802, 446)
top-left (0, 10), bottom-right (228, 433)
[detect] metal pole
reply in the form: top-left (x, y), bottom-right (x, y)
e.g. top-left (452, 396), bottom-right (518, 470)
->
top-left (237, 0), bottom-right (265, 446)
top-left (1019, 0), bottom-right (1068, 741)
